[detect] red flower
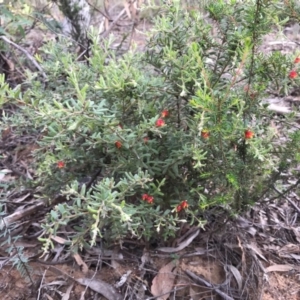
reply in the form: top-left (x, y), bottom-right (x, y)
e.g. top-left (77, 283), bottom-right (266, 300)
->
top-left (115, 141), bottom-right (122, 149)
top-left (176, 200), bottom-right (188, 212)
top-left (143, 137), bottom-right (149, 143)
top-left (176, 205), bottom-right (182, 212)
top-left (181, 200), bottom-right (188, 209)
top-left (146, 196), bottom-right (154, 204)
top-left (289, 70), bottom-right (297, 79)
top-left (57, 161), bottom-right (65, 169)
top-left (161, 110), bottom-right (169, 118)
top-left (156, 118), bottom-right (165, 127)
top-left (201, 130), bottom-right (210, 139)
top-left (295, 57), bottom-right (300, 64)
top-left (244, 129), bottom-right (254, 139)
top-left (142, 194), bottom-right (154, 204)
top-left (142, 194), bottom-right (149, 201)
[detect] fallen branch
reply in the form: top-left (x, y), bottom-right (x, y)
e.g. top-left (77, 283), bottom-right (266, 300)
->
top-left (0, 195), bottom-right (66, 231)
top-left (0, 201), bottom-right (44, 231)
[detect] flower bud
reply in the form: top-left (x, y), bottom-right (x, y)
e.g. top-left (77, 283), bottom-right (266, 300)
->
top-left (156, 118), bottom-right (165, 127)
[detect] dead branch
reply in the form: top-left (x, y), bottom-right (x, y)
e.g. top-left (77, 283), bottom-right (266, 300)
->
top-left (0, 195), bottom-right (66, 231)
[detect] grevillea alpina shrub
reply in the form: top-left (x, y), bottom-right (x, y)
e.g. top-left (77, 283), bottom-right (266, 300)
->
top-left (3, 0), bottom-right (300, 249)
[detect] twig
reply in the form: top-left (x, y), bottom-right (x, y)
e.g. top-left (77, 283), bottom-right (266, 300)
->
top-left (272, 186), bottom-right (300, 213)
top-left (125, 22), bottom-right (136, 51)
top-left (85, 169), bottom-right (102, 190)
top-left (86, 0), bottom-right (111, 20)
top-left (101, 8), bottom-right (127, 38)
top-left (37, 269), bottom-right (47, 300)
top-left (0, 36), bottom-right (47, 79)
top-left (185, 270), bottom-right (234, 300)
top-left (83, 249), bottom-right (103, 297)
top-left (267, 177), bottom-right (300, 203)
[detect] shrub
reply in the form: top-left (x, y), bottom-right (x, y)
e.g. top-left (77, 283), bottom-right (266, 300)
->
top-left (3, 0), bottom-right (300, 249)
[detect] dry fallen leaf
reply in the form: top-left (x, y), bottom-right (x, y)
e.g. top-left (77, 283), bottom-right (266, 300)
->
top-left (73, 253), bottom-right (89, 274)
top-left (50, 234), bottom-right (68, 244)
top-left (247, 242), bottom-right (268, 262)
top-left (77, 278), bottom-right (123, 300)
top-left (265, 264), bottom-right (294, 273)
top-left (61, 284), bottom-right (73, 300)
top-left (278, 243), bottom-right (300, 255)
top-left (157, 229), bottom-right (199, 253)
top-left (0, 169), bottom-right (14, 182)
top-left (227, 265), bottom-right (242, 291)
top-left (151, 260), bottom-right (178, 300)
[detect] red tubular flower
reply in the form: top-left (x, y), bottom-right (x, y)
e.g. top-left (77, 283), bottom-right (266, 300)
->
top-left (201, 130), bottom-right (210, 139)
top-left (294, 57), bottom-right (300, 64)
top-left (244, 129), bottom-right (254, 139)
top-left (176, 200), bottom-right (188, 213)
top-left (57, 161), bottom-right (65, 169)
top-left (176, 205), bottom-right (182, 212)
top-left (156, 118), bottom-right (165, 127)
top-left (161, 110), bottom-right (169, 118)
top-left (143, 137), bottom-right (149, 143)
top-left (142, 194), bottom-right (149, 201)
top-left (142, 194), bottom-right (154, 204)
top-left (115, 141), bottom-right (122, 149)
top-left (289, 70), bottom-right (297, 79)
top-left (146, 196), bottom-right (154, 204)
top-left (181, 200), bottom-right (188, 209)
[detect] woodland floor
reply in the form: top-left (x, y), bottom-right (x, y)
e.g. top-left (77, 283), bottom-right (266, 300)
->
top-left (1, 3), bottom-right (300, 300)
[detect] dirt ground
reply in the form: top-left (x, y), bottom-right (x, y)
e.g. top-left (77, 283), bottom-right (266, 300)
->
top-left (1, 241), bottom-right (300, 300)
